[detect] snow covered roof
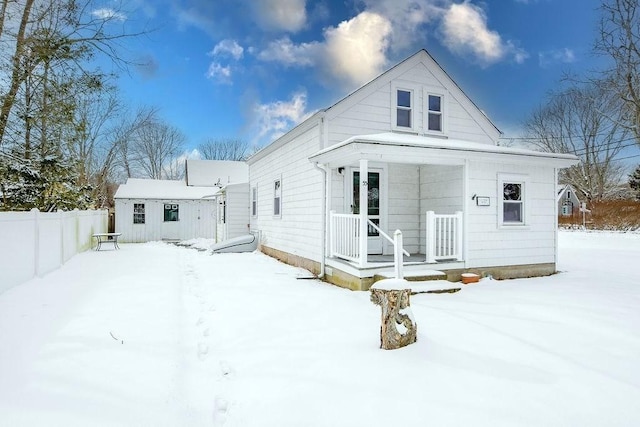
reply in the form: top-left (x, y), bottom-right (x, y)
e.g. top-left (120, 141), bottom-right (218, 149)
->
top-left (309, 132), bottom-right (579, 168)
top-left (114, 178), bottom-right (221, 200)
top-left (185, 160), bottom-right (248, 187)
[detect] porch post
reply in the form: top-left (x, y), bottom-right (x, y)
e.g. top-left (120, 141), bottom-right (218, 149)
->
top-left (359, 159), bottom-right (368, 268)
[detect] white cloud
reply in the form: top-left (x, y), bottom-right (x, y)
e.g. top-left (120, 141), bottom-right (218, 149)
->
top-left (92, 8), bottom-right (127, 21)
top-left (257, 12), bottom-right (392, 89)
top-left (440, 1), bottom-right (527, 66)
top-left (252, 0), bottom-right (307, 32)
top-left (252, 91), bottom-right (315, 145)
top-left (258, 37), bottom-right (320, 67)
top-left (323, 12), bottom-right (392, 87)
top-left (211, 40), bottom-right (244, 60)
top-left (206, 62), bottom-right (232, 84)
top-left (359, 0), bottom-right (444, 49)
top-left (538, 48), bottom-right (576, 68)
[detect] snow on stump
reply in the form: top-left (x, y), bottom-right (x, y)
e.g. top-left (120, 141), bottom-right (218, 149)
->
top-left (370, 279), bottom-right (417, 350)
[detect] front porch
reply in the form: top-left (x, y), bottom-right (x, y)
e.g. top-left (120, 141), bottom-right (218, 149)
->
top-left (310, 135), bottom-right (471, 286)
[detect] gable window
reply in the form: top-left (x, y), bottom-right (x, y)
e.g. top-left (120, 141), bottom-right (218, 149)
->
top-left (133, 203), bottom-right (145, 224)
top-left (427, 94), bottom-right (443, 132)
top-left (164, 204), bottom-right (179, 222)
top-left (566, 190), bottom-right (571, 200)
top-left (251, 186), bottom-right (258, 217)
top-left (498, 174), bottom-right (528, 226)
top-left (274, 179), bottom-right (282, 217)
top-left (396, 89), bottom-right (413, 128)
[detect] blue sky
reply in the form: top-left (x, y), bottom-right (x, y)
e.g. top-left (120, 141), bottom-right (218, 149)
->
top-left (102, 0), bottom-right (604, 152)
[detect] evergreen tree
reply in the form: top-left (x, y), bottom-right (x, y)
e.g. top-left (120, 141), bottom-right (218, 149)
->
top-left (630, 165), bottom-right (640, 200)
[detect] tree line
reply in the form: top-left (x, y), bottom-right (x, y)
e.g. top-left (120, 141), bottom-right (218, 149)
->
top-left (0, 0), bottom-right (248, 212)
top-left (523, 0), bottom-right (640, 201)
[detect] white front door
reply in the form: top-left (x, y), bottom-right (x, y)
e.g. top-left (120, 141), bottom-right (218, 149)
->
top-left (350, 169), bottom-right (383, 255)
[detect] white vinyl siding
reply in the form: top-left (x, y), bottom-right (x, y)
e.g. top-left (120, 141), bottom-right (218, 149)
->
top-left (115, 199), bottom-right (216, 243)
top-left (327, 60), bottom-right (497, 146)
top-left (249, 124), bottom-right (323, 263)
top-left (466, 162), bottom-right (556, 268)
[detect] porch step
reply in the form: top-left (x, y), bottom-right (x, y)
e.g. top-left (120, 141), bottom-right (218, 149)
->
top-left (409, 280), bottom-right (462, 294)
top-left (374, 269), bottom-right (447, 282)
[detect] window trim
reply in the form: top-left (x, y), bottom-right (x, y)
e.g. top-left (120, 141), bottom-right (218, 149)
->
top-left (273, 177), bottom-right (282, 218)
top-left (497, 173), bottom-right (528, 228)
top-left (426, 92), bottom-right (445, 134)
top-left (391, 82), bottom-right (418, 132)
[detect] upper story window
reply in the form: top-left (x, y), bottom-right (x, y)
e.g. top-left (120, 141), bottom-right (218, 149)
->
top-left (566, 190), bottom-right (571, 199)
top-left (133, 203), bottom-right (145, 224)
top-left (427, 94), bottom-right (443, 132)
top-left (396, 89), bottom-right (413, 128)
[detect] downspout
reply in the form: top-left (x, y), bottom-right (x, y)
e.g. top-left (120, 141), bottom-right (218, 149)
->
top-left (313, 162), bottom-right (327, 279)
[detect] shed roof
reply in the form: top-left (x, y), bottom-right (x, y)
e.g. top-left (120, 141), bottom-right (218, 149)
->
top-left (114, 178), bottom-right (221, 200)
top-left (185, 159), bottom-right (248, 187)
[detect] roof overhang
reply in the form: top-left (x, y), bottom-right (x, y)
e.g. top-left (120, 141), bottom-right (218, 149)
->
top-left (309, 133), bottom-right (579, 169)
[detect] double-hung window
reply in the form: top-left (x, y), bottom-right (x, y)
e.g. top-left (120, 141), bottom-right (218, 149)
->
top-left (133, 203), bottom-right (145, 224)
top-left (396, 89), bottom-right (413, 129)
top-left (498, 174), bottom-right (527, 226)
top-left (427, 94), bottom-right (443, 132)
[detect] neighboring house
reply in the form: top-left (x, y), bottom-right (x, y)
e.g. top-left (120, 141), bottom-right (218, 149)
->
top-left (557, 184), bottom-right (581, 217)
top-left (247, 49), bottom-right (578, 290)
top-left (114, 160), bottom-right (248, 242)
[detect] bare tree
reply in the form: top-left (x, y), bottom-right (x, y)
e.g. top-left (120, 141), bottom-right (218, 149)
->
top-left (524, 84), bottom-right (629, 201)
top-left (197, 137), bottom-right (249, 161)
top-left (130, 121), bottom-right (186, 179)
top-left (0, 0), bottom-right (146, 149)
top-left (595, 0), bottom-right (640, 145)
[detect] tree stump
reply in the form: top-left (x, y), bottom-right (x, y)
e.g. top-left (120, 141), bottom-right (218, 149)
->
top-left (370, 279), bottom-right (417, 350)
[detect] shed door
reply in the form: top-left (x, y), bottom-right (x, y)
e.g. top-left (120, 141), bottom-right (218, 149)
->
top-left (162, 203), bottom-right (181, 240)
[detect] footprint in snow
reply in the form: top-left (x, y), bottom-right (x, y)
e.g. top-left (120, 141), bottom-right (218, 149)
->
top-left (197, 342), bottom-right (209, 360)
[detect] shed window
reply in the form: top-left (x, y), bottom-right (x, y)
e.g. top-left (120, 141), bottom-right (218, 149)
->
top-left (274, 179), bottom-right (281, 217)
top-left (133, 203), bottom-right (145, 224)
top-left (427, 94), bottom-right (443, 132)
top-left (164, 204), bottom-right (179, 222)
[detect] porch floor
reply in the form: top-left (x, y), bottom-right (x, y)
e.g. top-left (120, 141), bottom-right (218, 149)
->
top-left (326, 253), bottom-right (465, 280)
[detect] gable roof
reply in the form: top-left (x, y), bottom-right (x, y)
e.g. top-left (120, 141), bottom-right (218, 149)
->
top-left (248, 49), bottom-right (501, 164)
top-left (185, 159), bottom-right (248, 187)
top-left (114, 178), bottom-right (220, 200)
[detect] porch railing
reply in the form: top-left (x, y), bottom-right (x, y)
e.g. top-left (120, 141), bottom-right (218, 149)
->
top-left (329, 212), bottom-right (360, 263)
top-left (425, 211), bottom-right (463, 263)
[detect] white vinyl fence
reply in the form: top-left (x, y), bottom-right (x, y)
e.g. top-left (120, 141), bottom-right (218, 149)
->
top-left (0, 208), bottom-right (107, 293)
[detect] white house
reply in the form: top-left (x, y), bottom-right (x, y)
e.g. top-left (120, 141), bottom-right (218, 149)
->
top-left (247, 49), bottom-right (578, 290)
top-left (114, 160), bottom-right (248, 243)
top-left (557, 184), bottom-right (581, 217)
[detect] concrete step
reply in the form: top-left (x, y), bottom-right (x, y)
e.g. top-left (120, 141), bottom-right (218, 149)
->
top-left (408, 279), bottom-right (462, 294)
top-left (374, 269), bottom-right (447, 283)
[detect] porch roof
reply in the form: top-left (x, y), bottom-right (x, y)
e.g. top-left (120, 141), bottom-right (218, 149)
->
top-left (309, 132), bottom-right (579, 168)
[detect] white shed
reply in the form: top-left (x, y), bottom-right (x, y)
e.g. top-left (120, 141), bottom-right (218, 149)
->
top-left (114, 178), bottom-right (219, 242)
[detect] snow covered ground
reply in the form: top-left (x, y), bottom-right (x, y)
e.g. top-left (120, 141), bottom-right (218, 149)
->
top-left (1, 231), bottom-right (639, 426)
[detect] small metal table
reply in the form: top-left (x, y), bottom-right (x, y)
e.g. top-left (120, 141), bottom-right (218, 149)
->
top-left (92, 233), bottom-right (122, 251)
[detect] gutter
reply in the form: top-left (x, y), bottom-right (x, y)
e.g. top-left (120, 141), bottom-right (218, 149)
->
top-left (313, 162), bottom-right (328, 279)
